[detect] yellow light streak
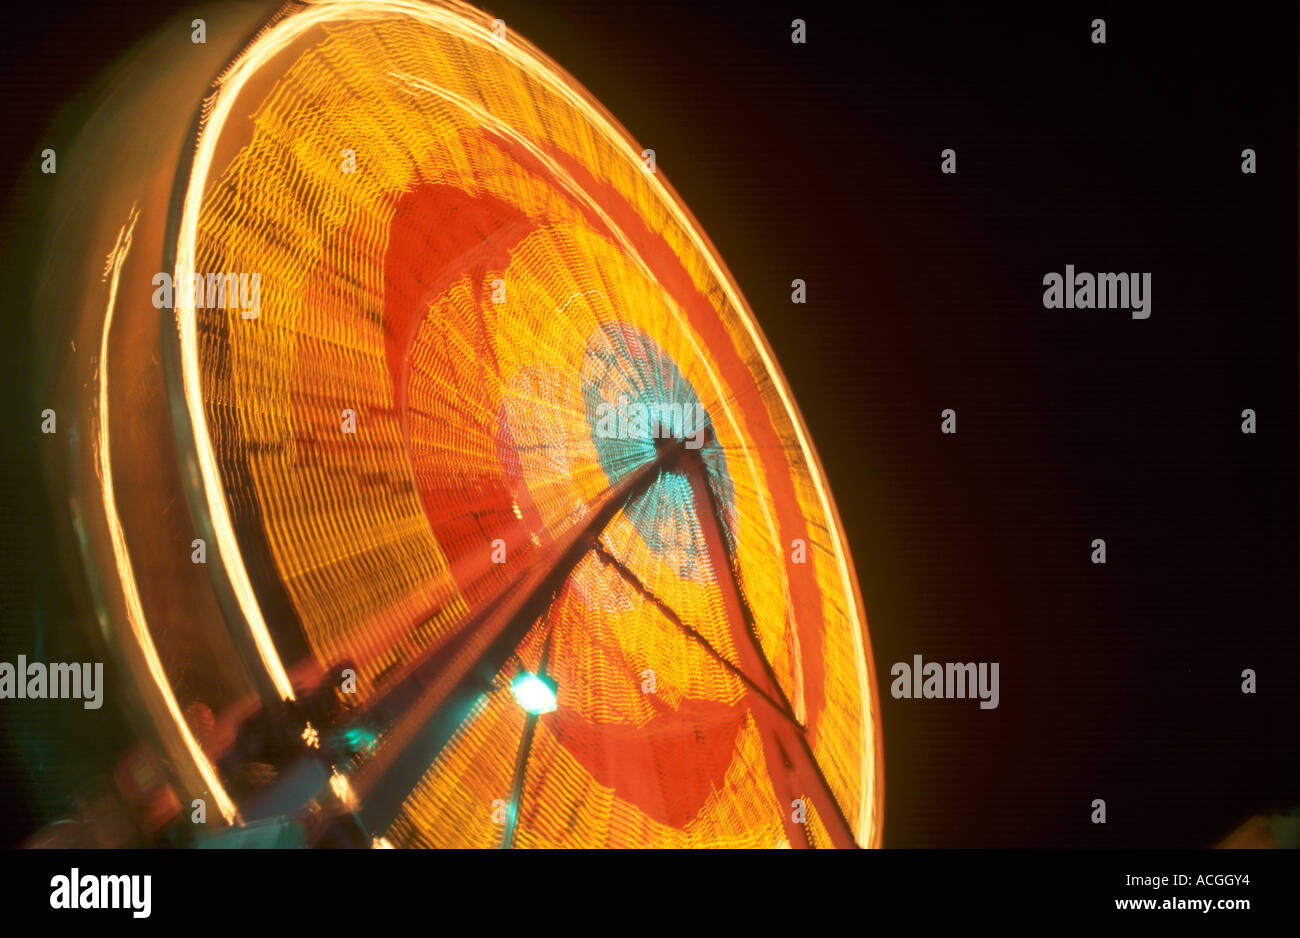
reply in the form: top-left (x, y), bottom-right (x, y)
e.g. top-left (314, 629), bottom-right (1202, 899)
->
top-left (98, 203), bottom-right (240, 825)
top-left (174, 0), bottom-right (879, 844)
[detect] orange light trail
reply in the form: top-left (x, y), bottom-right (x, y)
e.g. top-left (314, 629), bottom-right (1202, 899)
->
top-left (98, 204), bottom-right (240, 825)
top-left (173, 0), bottom-right (881, 844)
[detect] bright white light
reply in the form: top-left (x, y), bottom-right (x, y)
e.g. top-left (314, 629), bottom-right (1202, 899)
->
top-left (511, 672), bottom-right (557, 714)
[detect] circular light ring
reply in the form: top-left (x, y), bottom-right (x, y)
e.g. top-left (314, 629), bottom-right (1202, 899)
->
top-left (176, 0), bottom-right (882, 846)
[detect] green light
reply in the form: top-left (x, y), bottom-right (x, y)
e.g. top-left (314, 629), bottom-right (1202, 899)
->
top-left (342, 726), bottom-right (378, 753)
top-left (511, 672), bottom-right (558, 715)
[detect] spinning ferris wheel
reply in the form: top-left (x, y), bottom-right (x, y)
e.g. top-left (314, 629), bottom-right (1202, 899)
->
top-left (45, 0), bottom-right (883, 848)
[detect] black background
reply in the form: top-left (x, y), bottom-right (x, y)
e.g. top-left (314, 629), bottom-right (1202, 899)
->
top-left (0, 0), bottom-right (1296, 848)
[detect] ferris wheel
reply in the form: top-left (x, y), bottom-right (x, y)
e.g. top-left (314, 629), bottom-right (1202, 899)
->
top-left (48, 0), bottom-right (883, 849)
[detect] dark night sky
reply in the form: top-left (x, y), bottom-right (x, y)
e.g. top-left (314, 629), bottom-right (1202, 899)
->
top-left (1, 1), bottom-right (1296, 847)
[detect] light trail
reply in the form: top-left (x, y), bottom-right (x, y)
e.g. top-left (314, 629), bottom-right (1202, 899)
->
top-left (98, 203), bottom-right (241, 825)
top-left (174, 0), bottom-right (879, 843)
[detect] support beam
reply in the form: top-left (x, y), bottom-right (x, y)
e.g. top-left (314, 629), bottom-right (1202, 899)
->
top-left (675, 443), bottom-right (860, 849)
top-left (500, 628), bottom-right (556, 849)
top-left (347, 442), bottom-right (684, 837)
